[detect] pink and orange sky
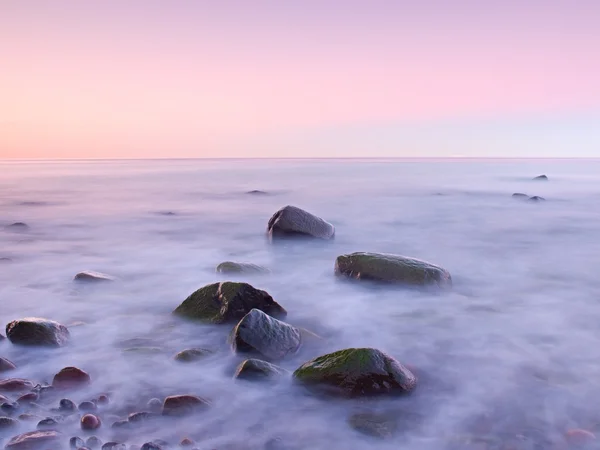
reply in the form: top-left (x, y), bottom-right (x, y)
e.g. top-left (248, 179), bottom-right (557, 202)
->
top-left (1, 0), bottom-right (599, 159)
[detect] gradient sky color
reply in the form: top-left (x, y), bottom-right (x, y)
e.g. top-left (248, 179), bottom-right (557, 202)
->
top-left (1, 0), bottom-right (599, 159)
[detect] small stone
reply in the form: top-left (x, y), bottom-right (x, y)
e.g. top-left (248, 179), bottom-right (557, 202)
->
top-left (37, 417), bottom-right (59, 429)
top-left (17, 392), bottom-right (39, 403)
top-left (96, 394), bottom-right (109, 405)
top-left (512, 193), bottom-right (528, 199)
top-left (81, 414), bottom-right (101, 430)
top-left (234, 359), bottom-right (289, 381)
top-left (59, 398), bottom-right (77, 412)
top-left (267, 205), bottom-right (335, 240)
top-left (5, 317), bottom-right (70, 347)
top-left (6, 222), bottom-right (29, 230)
top-left (52, 367), bottom-right (91, 389)
top-left (565, 429), bottom-right (595, 446)
top-left (74, 271), bottom-right (114, 282)
top-left (18, 413), bottom-right (40, 422)
top-left (247, 190), bottom-right (269, 195)
top-left (162, 395), bottom-right (210, 416)
top-left (147, 398), bottom-right (162, 412)
top-left (174, 348), bottom-right (213, 362)
top-left (533, 174), bottom-right (548, 181)
top-left (180, 438), bottom-right (194, 447)
top-left (70, 436), bottom-right (86, 449)
top-left (0, 378), bottom-right (35, 392)
top-left (0, 333), bottom-right (5, 340)
top-left (0, 357), bottom-right (16, 372)
top-left (528, 196), bottom-right (546, 202)
top-left (5, 430), bottom-right (62, 450)
top-left (78, 401), bottom-right (97, 412)
top-left (127, 411), bottom-right (158, 423)
top-left (110, 420), bottom-right (130, 429)
top-left (216, 262), bottom-right (270, 274)
top-left (348, 413), bottom-right (397, 439)
top-left (102, 442), bottom-right (127, 450)
top-left (0, 416), bottom-right (19, 430)
top-left (86, 436), bottom-right (103, 449)
top-left (1, 402), bottom-right (19, 415)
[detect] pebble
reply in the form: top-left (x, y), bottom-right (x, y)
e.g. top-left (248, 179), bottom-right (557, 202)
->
top-left (16, 392), bottom-right (39, 403)
top-left (1, 402), bottom-right (19, 415)
top-left (37, 417), bottom-right (59, 429)
top-left (0, 357), bottom-right (17, 372)
top-left (97, 394), bottom-right (110, 405)
top-left (79, 401), bottom-right (97, 412)
top-left (86, 436), bottom-right (103, 449)
top-left (53, 367), bottom-right (91, 389)
top-left (102, 442), bottom-right (127, 450)
top-left (180, 438), bottom-right (194, 447)
top-left (81, 414), bottom-right (101, 430)
top-left (60, 398), bottom-right (78, 412)
top-left (0, 378), bottom-right (35, 392)
top-left (4, 430), bottom-right (62, 450)
top-left (162, 395), bottom-right (210, 416)
top-left (71, 437), bottom-right (86, 449)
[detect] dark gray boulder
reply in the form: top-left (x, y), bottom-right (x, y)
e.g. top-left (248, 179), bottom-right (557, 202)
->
top-left (293, 348), bottom-right (417, 397)
top-left (533, 175), bottom-right (548, 181)
top-left (173, 282), bottom-right (286, 324)
top-left (234, 359), bottom-right (288, 381)
top-left (5, 318), bottom-right (70, 347)
top-left (335, 252), bottom-right (452, 287)
top-left (231, 309), bottom-right (301, 360)
top-left (267, 205), bottom-right (335, 240)
top-left (0, 417), bottom-right (19, 431)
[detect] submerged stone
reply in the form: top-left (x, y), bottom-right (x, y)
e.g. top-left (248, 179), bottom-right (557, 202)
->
top-left (293, 348), bottom-right (417, 397)
top-left (5, 223), bottom-right (29, 231)
top-left (74, 271), bottom-right (114, 282)
top-left (162, 395), bottom-right (210, 416)
top-left (5, 430), bottom-right (62, 450)
top-left (5, 317), bottom-right (70, 347)
top-left (173, 282), bottom-right (286, 324)
top-left (0, 417), bottom-right (19, 430)
top-left (174, 348), bottom-right (212, 362)
top-left (335, 252), bottom-right (452, 288)
top-left (0, 358), bottom-right (16, 373)
top-left (528, 196), bottom-right (546, 202)
top-left (246, 190), bottom-right (269, 195)
top-left (231, 309), bottom-right (301, 360)
top-left (348, 412), bottom-right (397, 439)
top-left (267, 205), bottom-right (335, 240)
top-left (512, 193), bottom-right (528, 199)
top-left (216, 261), bottom-right (270, 274)
top-left (533, 174), bottom-right (548, 181)
top-left (0, 379), bottom-right (35, 393)
top-left (234, 359), bottom-right (288, 381)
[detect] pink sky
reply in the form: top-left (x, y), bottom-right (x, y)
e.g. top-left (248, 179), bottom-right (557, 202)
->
top-left (1, 0), bottom-right (599, 158)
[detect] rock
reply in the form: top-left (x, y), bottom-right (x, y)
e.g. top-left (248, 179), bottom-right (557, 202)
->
top-left (16, 393), bottom-right (38, 404)
top-left (173, 282), bottom-right (286, 324)
top-left (5, 431), bottom-right (62, 450)
top-left (127, 412), bottom-right (158, 423)
top-left (102, 442), bottom-right (127, 450)
top-left (533, 174), bottom-right (548, 181)
top-left (267, 205), bottom-right (335, 240)
top-left (5, 318), bottom-right (70, 347)
top-left (17, 414), bottom-right (40, 422)
top-left (0, 358), bottom-right (16, 373)
top-left (348, 412), bottom-right (396, 439)
top-left (216, 261), bottom-right (270, 274)
top-left (37, 417), bottom-right (59, 429)
top-left (512, 193), bottom-right (528, 199)
top-left (74, 271), bottom-right (114, 282)
top-left (180, 438), bottom-right (194, 447)
top-left (81, 414), bottom-right (101, 430)
top-left (173, 348), bottom-right (212, 362)
top-left (1, 402), bottom-right (19, 415)
top-left (234, 359), bottom-right (288, 381)
top-left (70, 437), bottom-right (86, 449)
top-left (0, 379), bottom-right (35, 393)
top-left (110, 420), bottom-right (129, 429)
top-left (78, 401), bottom-right (97, 412)
top-left (141, 443), bottom-right (163, 450)
top-left (86, 436), bottom-right (103, 449)
top-left (162, 395), bottom-right (210, 417)
top-left (0, 333), bottom-right (4, 341)
top-left (5, 223), bottom-right (29, 231)
top-left (147, 398), bottom-right (162, 412)
top-left (0, 417), bottom-right (19, 430)
top-left (246, 190), bottom-right (269, 195)
top-left (334, 252), bottom-right (452, 288)
top-left (231, 309), bottom-right (301, 360)
top-left (96, 395), bottom-right (109, 405)
top-left (122, 347), bottom-right (163, 355)
top-left (52, 367), bottom-right (91, 389)
top-left (293, 348), bottom-right (417, 397)
top-left (528, 196), bottom-right (545, 202)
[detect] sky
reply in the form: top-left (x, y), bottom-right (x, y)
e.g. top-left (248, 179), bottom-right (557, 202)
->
top-left (1, 0), bottom-right (599, 159)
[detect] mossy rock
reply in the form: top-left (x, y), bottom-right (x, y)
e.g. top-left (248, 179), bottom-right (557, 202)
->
top-left (267, 205), bottom-right (335, 240)
top-left (5, 317), bottom-right (70, 347)
top-left (216, 262), bottom-right (270, 274)
top-left (173, 282), bottom-right (286, 324)
top-left (293, 348), bottom-right (417, 397)
top-left (335, 252), bottom-right (452, 287)
top-left (230, 309), bottom-right (301, 360)
top-left (174, 348), bottom-right (213, 362)
top-left (234, 358), bottom-right (289, 381)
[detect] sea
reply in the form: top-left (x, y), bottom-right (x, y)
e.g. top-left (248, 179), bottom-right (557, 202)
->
top-left (2, 158), bottom-right (600, 449)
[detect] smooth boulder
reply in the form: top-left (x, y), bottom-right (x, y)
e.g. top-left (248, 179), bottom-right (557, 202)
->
top-left (74, 271), bottom-right (114, 282)
top-left (267, 205), bottom-right (335, 240)
top-left (0, 379), bottom-right (35, 393)
top-left (5, 431), bottom-right (62, 450)
top-left (5, 318), bottom-right (70, 347)
top-left (231, 309), bottom-right (301, 360)
top-left (52, 367), bottom-right (91, 389)
top-left (173, 282), bottom-right (286, 324)
top-left (293, 348), bottom-right (417, 397)
top-left (0, 358), bottom-right (16, 373)
top-left (216, 262), bottom-right (270, 274)
top-left (335, 252), bottom-right (452, 287)
top-left (234, 359), bottom-right (288, 381)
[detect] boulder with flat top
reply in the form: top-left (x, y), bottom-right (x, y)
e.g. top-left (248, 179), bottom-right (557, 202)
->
top-left (267, 205), bottom-right (335, 240)
top-left (5, 318), bottom-right (70, 347)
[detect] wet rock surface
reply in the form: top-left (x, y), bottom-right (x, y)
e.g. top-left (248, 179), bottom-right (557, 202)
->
top-left (173, 348), bottom-right (212, 362)
top-left (5, 430), bottom-right (62, 450)
top-left (173, 282), bottom-right (286, 323)
top-left (0, 379), bottom-right (35, 393)
top-left (0, 358), bottom-right (16, 373)
top-left (233, 358), bottom-right (288, 381)
top-left (216, 261), bottom-right (270, 274)
top-left (52, 367), bottom-right (91, 389)
top-left (267, 205), bottom-right (335, 240)
top-left (161, 395), bottom-right (210, 416)
top-left (5, 318), bottom-right (70, 347)
top-left (533, 174), bottom-right (548, 180)
top-left (348, 412), bottom-right (397, 439)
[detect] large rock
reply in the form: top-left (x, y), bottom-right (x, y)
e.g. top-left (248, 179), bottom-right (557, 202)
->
top-left (293, 348), bottom-right (417, 397)
top-left (0, 379), bottom-right (35, 393)
top-left (52, 367), bottom-right (91, 389)
top-left (234, 359), bottom-right (288, 381)
top-left (74, 271), bottom-right (114, 282)
top-left (267, 205), bottom-right (335, 240)
top-left (173, 282), bottom-right (286, 324)
top-left (216, 262), bottom-right (270, 274)
top-left (231, 309), bottom-right (301, 360)
top-left (162, 395), bottom-right (210, 416)
top-left (0, 358), bottom-right (16, 373)
top-left (335, 252), bottom-right (452, 287)
top-left (5, 318), bottom-right (70, 347)
top-left (5, 430), bottom-right (62, 450)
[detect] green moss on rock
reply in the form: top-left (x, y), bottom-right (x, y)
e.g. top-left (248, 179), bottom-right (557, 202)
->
top-left (173, 282), bottom-right (287, 324)
top-left (216, 262), bottom-right (270, 274)
top-left (335, 252), bottom-right (451, 287)
top-left (293, 348), bottom-right (416, 397)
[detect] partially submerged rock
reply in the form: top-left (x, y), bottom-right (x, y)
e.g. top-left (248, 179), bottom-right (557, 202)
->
top-left (533, 174), bottom-right (548, 181)
top-left (348, 412), bottom-right (397, 439)
top-left (5, 222), bottom-right (29, 231)
top-left (234, 359), bottom-right (288, 381)
top-left (216, 261), bottom-right (270, 274)
top-left (74, 271), bottom-right (114, 282)
top-left (162, 395), bottom-right (210, 416)
top-left (246, 190), bottom-right (269, 195)
top-left (173, 282), bottom-right (286, 324)
top-left (335, 252), bottom-right (452, 287)
top-left (5, 317), bottom-right (70, 347)
top-left (293, 348), bottom-right (417, 397)
top-left (52, 367), bottom-right (91, 389)
top-left (0, 417), bottom-right (19, 430)
top-left (512, 193), bottom-right (528, 199)
top-left (0, 357), bottom-right (16, 373)
top-left (528, 196), bottom-right (545, 202)
top-left (231, 309), bottom-right (301, 360)
top-left (5, 430), bottom-right (62, 450)
top-left (267, 205), bottom-right (335, 240)
top-left (0, 378), bottom-right (35, 393)
top-left (81, 414), bottom-right (101, 430)
top-left (174, 348), bottom-right (212, 363)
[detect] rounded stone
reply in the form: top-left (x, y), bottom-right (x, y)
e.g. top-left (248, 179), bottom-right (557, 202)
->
top-left (162, 395), bottom-right (210, 416)
top-left (52, 367), bottom-right (91, 389)
top-left (81, 414), bottom-right (101, 430)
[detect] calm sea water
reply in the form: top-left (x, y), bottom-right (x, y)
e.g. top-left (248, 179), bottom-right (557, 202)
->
top-left (2, 158), bottom-right (600, 449)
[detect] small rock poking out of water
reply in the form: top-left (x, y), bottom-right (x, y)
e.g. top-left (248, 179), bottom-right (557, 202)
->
top-left (180, 438), bottom-right (194, 447)
top-left (5, 430), bottom-right (63, 450)
top-left (234, 358), bottom-right (288, 381)
top-left (78, 401), bottom-right (97, 412)
top-left (293, 348), bottom-right (417, 397)
top-left (216, 261), bottom-right (270, 274)
top-left (5, 222), bottom-right (29, 231)
top-left (162, 395), bottom-right (210, 417)
top-left (0, 357), bottom-right (16, 372)
top-left (5, 317), bottom-right (70, 347)
top-left (528, 196), bottom-right (546, 202)
top-left (231, 309), bottom-right (302, 360)
top-left (335, 252), bottom-right (452, 288)
top-left (70, 436), bottom-right (86, 449)
top-left (348, 412), bottom-right (397, 439)
top-left (59, 398), bottom-right (77, 412)
top-left (101, 442), bottom-right (127, 450)
top-left (81, 414), bottom-right (101, 430)
top-left (0, 416), bottom-right (19, 430)
top-left (37, 417), bottom-right (59, 429)
top-left (17, 393), bottom-right (39, 403)
top-left (246, 190), bottom-right (269, 195)
top-left (0, 333), bottom-right (5, 341)
top-left (565, 429), bottom-right (596, 446)
top-left (267, 205), bottom-right (335, 240)
top-left (0, 378), bottom-right (35, 393)
top-left (74, 271), bottom-right (114, 282)
top-left (533, 174), bottom-right (548, 181)
top-left (52, 367), bottom-right (91, 389)
top-left (512, 193), bottom-right (528, 199)
top-left (173, 281), bottom-right (287, 324)
top-left (86, 436), bottom-right (103, 448)
top-left (174, 348), bottom-right (212, 362)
